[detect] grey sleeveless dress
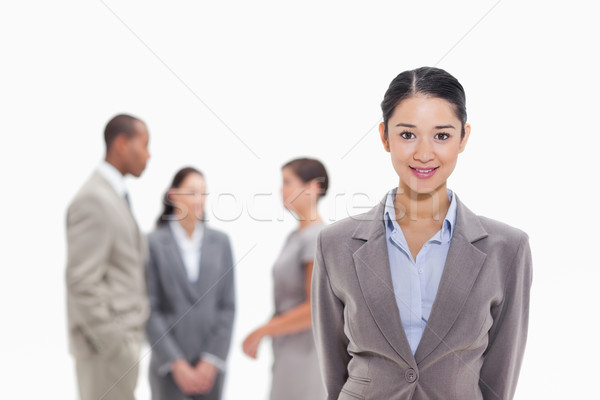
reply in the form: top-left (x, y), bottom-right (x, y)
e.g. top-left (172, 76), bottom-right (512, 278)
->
top-left (270, 223), bottom-right (326, 400)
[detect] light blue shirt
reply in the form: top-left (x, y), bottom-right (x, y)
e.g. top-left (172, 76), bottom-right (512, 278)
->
top-left (384, 188), bottom-right (457, 354)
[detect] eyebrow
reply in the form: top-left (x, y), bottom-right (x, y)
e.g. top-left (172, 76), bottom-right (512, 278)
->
top-left (394, 123), bottom-right (456, 129)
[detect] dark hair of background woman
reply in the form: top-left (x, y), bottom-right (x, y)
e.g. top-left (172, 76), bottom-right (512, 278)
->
top-left (282, 158), bottom-right (329, 199)
top-left (156, 166), bottom-right (204, 226)
top-left (381, 66), bottom-right (467, 138)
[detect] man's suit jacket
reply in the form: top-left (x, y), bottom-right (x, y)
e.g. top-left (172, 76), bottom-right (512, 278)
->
top-left (311, 191), bottom-right (532, 400)
top-left (66, 171), bottom-right (149, 358)
top-left (145, 223), bottom-right (235, 399)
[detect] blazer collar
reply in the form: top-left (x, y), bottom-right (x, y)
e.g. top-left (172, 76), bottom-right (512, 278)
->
top-left (414, 198), bottom-right (488, 364)
top-left (350, 189), bottom-right (489, 367)
top-left (350, 191), bottom-right (415, 367)
top-left (157, 223), bottom-right (219, 302)
top-left (92, 171), bottom-right (133, 215)
top-left (96, 161), bottom-right (128, 197)
top-left (157, 224), bottom-right (202, 302)
top-left (92, 171), bottom-right (141, 248)
top-left (352, 188), bottom-right (487, 244)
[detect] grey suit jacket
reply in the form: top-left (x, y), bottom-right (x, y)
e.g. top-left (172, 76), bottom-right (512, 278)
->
top-left (311, 191), bottom-right (532, 400)
top-left (65, 171), bottom-right (149, 358)
top-left (145, 224), bottom-right (235, 383)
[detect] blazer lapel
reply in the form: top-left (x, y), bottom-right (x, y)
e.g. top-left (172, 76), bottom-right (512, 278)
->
top-left (352, 195), bottom-right (417, 369)
top-left (160, 226), bottom-right (200, 303)
top-left (414, 197), bottom-right (488, 364)
top-left (195, 228), bottom-right (218, 297)
top-left (93, 171), bottom-right (143, 252)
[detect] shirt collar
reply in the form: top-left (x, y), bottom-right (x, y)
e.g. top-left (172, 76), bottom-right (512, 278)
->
top-left (169, 219), bottom-right (204, 246)
top-left (384, 188), bottom-right (457, 244)
top-left (97, 161), bottom-right (128, 197)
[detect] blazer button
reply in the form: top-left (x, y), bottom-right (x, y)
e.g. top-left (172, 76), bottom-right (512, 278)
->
top-left (405, 368), bottom-right (417, 383)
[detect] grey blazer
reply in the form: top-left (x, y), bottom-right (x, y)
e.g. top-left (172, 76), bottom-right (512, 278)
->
top-left (311, 192), bottom-right (532, 400)
top-left (65, 171), bottom-right (149, 358)
top-left (146, 223), bottom-right (235, 400)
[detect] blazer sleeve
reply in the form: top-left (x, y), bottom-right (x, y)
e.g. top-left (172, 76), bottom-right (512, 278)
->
top-left (65, 195), bottom-right (122, 353)
top-left (311, 232), bottom-right (351, 399)
top-left (480, 234), bottom-right (533, 400)
top-left (145, 239), bottom-right (186, 369)
top-left (202, 234), bottom-right (236, 363)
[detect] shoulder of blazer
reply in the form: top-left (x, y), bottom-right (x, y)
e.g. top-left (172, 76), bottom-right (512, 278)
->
top-left (319, 191), bottom-right (388, 246)
top-left (477, 215), bottom-right (528, 240)
top-left (67, 171), bottom-right (120, 215)
top-left (147, 223), bottom-right (230, 247)
top-left (147, 223), bottom-right (172, 246)
top-left (453, 196), bottom-right (528, 259)
top-left (475, 214), bottom-right (529, 251)
top-left (203, 225), bottom-right (230, 245)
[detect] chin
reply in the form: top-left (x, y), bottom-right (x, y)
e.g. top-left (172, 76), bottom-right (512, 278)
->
top-left (417, 186), bottom-right (448, 198)
top-left (402, 182), bottom-right (443, 197)
top-left (415, 185), bottom-right (437, 193)
top-left (134, 165), bottom-right (148, 177)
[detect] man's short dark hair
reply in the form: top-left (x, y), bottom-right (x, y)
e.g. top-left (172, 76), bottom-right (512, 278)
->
top-left (104, 114), bottom-right (144, 149)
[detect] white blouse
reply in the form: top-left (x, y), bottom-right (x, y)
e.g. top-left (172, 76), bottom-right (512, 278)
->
top-left (169, 220), bottom-right (204, 282)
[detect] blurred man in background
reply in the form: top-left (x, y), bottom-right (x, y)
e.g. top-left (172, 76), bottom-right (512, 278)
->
top-left (65, 114), bottom-right (150, 400)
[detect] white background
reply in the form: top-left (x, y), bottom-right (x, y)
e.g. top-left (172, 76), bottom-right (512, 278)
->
top-left (1, 1), bottom-right (598, 398)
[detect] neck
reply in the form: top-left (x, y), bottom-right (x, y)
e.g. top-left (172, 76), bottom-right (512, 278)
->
top-left (299, 216), bottom-right (322, 230)
top-left (294, 204), bottom-right (322, 230)
top-left (104, 155), bottom-right (126, 176)
top-left (176, 215), bottom-right (198, 238)
top-left (394, 182), bottom-right (449, 225)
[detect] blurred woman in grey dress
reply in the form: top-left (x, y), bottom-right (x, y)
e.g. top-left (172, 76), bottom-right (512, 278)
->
top-left (242, 158), bottom-right (328, 400)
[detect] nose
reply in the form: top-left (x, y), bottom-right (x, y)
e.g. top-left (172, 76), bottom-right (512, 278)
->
top-left (414, 138), bottom-right (434, 163)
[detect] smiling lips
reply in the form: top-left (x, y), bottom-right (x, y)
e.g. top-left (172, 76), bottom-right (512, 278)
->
top-left (410, 166), bottom-right (439, 178)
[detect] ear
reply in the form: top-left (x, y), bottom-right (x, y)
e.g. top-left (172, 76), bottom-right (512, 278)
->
top-left (112, 133), bottom-right (129, 154)
top-left (307, 179), bottom-right (321, 197)
top-left (379, 122), bottom-right (390, 152)
top-left (459, 123), bottom-right (471, 153)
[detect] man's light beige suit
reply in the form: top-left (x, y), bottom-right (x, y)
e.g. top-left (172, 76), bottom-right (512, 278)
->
top-left (66, 171), bottom-right (149, 400)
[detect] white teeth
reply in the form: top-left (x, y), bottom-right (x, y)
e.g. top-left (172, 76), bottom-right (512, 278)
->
top-left (416, 168), bottom-right (434, 173)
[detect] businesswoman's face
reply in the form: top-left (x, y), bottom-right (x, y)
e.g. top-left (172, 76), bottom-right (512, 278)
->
top-left (281, 167), bottom-right (316, 213)
top-left (169, 172), bottom-right (207, 221)
top-left (379, 95), bottom-right (470, 197)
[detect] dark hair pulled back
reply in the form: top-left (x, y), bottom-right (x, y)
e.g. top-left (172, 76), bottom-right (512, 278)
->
top-left (282, 158), bottom-right (329, 199)
top-left (156, 166), bottom-right (203, 226)
top-left (381, 67), bottom-right (467, 138)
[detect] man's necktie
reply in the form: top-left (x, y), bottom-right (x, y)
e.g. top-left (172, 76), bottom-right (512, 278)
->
top-left (124, 192), bottom-right (131, 208)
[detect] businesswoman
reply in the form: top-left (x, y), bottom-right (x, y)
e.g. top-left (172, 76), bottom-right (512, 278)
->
top-left (242, 158), bottom-right (328, 400)
top-left (146, 167), bottom-right (235, 400)
top-left (311, 67), bottom-right (532, 400)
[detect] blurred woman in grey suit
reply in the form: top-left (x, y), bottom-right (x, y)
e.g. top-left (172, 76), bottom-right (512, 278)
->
top-left (242, 158), bottom-right (328, 400)
top-left (312, 67), bottom-right (532, 399)
top-left (146, 167), bottom-right (235, 400)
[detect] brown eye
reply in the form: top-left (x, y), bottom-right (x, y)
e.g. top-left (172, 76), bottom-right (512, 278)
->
top-left (400, 131), bottom-right (415, 139)
top-left (435, 133), bottom-right (450, 140)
